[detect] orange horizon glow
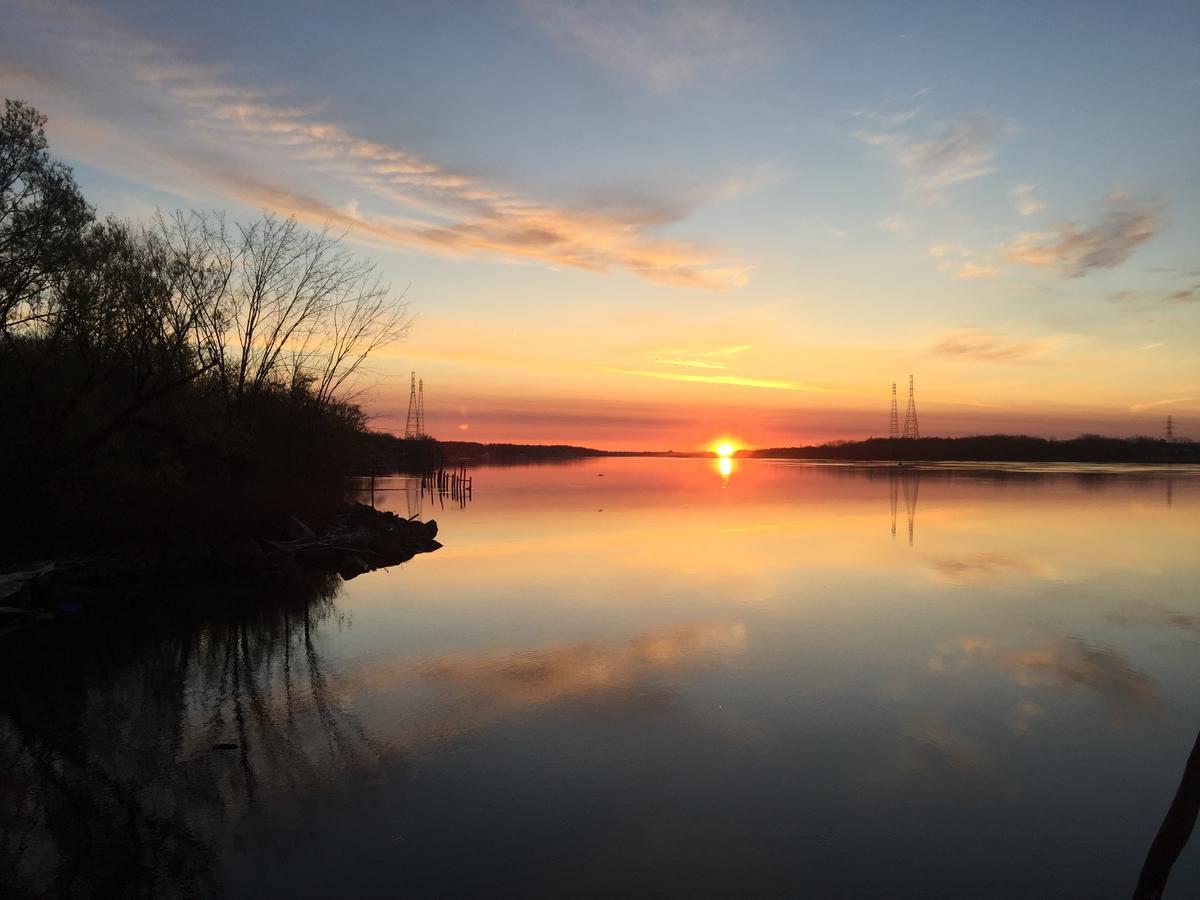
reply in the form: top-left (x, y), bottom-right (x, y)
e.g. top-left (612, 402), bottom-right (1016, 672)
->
top-left (9, 4), bottom-right (1194, 456)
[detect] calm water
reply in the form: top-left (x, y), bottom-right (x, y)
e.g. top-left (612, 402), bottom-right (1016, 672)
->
top-left (4, 458), bottom-right (1200, 898)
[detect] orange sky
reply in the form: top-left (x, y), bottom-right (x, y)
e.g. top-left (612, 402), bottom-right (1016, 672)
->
top-left (5, 1), bottom-right (1197, 449)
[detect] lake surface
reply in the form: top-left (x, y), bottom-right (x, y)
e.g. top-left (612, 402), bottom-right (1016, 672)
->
top-left (4, 458), bottom-right (1200, 898)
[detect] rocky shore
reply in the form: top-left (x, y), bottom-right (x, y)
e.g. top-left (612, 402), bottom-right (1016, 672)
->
top-left (0, 503), bottom-right (440, 636)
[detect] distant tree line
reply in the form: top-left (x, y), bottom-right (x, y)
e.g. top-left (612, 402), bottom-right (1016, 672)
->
top-left (350, 436), bottom-right (616, 470)
top-left (1, 100), bottom-right (410, 556)
top-left (749, 434), bottom-right (1199, 463)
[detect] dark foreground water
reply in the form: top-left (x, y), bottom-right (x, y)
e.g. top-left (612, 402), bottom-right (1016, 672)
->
top-left (4, 458), bottom-right (1200, 898)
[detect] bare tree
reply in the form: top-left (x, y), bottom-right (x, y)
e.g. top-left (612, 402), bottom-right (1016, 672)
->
top-left (156, 211), bottom-right (411, 420)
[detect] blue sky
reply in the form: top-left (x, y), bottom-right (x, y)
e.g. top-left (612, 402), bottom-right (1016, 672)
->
top-left (3, 0), bottom-right (1198, 446)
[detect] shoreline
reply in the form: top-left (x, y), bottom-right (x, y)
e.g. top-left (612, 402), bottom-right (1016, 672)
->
top-left (0, 503), bottom-right (441, 638)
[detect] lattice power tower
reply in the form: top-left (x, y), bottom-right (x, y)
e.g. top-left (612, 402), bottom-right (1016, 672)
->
top-left (901, 374), bottom-right (920, 439)
top-left (404, 371), bottom-right (427, 438)
top-left (889, 382), bottom-right (900, 439)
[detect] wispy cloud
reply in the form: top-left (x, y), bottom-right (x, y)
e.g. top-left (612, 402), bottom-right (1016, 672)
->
top-left (956, 262), bottom-right (995, 279)
top-left (648, 342), bottom-right (753, 370)
top-left (849, 105), bottom-right (922, 127)
top-left (6, 2), bottom-right (749, 289)
top-left (651, 358), bottom-right (728, 369)
top-left (606, 368), bottom-right (840, 393)
top-left (525, 0), bottom-right (772, 92)
top-left (878, 107), bottom-right (921, 126)
top-left (928, 328), bottom-right (1078, 363)
top-left (927, 242), bottom-right (995, 280)
top-left (878, 214), bottom-right (910, 232)
top-left (1007, 193), bottom-right (1163, 277)
top-left (1011, 183), bottom-right (1046, 216)
top-left (1129, 397), bottom-right (1194, 414)
top-left (1107, 286), bottom-right (1199, 310)
top-left (853, 115), bottom-right (1003, 202)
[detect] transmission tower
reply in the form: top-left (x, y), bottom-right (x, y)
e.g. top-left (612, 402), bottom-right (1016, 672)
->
top-left (417, 378), bottom-right (425, 436)
top-left (889, 381), bottom-right (900, 439)
top-left (1165, 415), bottom-right (1174, 442)
top-left (404, 371), bottom-right (418, 437)
top-left (901, 374), bottom-right (920, 439)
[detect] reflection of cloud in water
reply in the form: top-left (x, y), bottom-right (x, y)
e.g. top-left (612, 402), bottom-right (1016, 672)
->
top-left (1167, 613), bottom-right (1200, 631)
top-left (1107, 603), bottom-right (1200, 634)
top-left (930, 552), bottom-right (1055, 585)
top-left (349, 621), bottom-right (748, 749)
top-left (933, 635), bottom-right (1156, 720)
top-left (871, 712), bottom-right (988, 796)
top-left (421, 621), bottom-right (746, 703)
top-left (1010, 699), bottom-right (1048, 734)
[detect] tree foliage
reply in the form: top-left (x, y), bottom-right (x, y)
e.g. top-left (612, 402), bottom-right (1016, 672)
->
top-left (0, 100), bottom-right (411, 554)
top-left (0, 100), bottom-right (93, 333)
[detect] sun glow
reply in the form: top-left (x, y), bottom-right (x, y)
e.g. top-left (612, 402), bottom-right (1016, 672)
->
top-left (715, 442), bottom-right (736, 458)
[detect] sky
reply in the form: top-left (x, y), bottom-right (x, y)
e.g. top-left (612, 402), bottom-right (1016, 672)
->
top-left (2, 0), bottom-right (1198, 449)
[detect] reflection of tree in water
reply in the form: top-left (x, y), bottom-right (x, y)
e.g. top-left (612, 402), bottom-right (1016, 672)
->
top-left (0, 574), bottom-right (376, 898)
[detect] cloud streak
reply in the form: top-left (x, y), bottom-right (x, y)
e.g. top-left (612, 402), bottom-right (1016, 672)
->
top-left (1007, 194), bottom-right (1163, 277)
top-left (606, 368), bottom-right (841, 393)
top-left (1011, 183), bottom-right (1046, 216)
top-left (6, 2), bottom-right (749, 289)
top-left (853, 116), bottom-right (1002, 202)
top-left (647, 343), bottom-right (753, 370)
top-left (928, 328), bottom-right (1077, 363)
top-left (1108, 287), bottom-right (1199, 310)
top-left (956, 262), bottom-right (994, 279)
top-left (526, 0), bottom-right (772, 92)
top-left (1129, 397), bottom-right (1194, 414)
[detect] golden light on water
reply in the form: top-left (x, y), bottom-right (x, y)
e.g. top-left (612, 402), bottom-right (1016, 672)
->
top-left (717, 456), bottom-right (734, 478)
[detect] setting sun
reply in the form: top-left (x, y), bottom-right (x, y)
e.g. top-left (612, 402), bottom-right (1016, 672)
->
top-left (715, 442), bottom-right (736, 458)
